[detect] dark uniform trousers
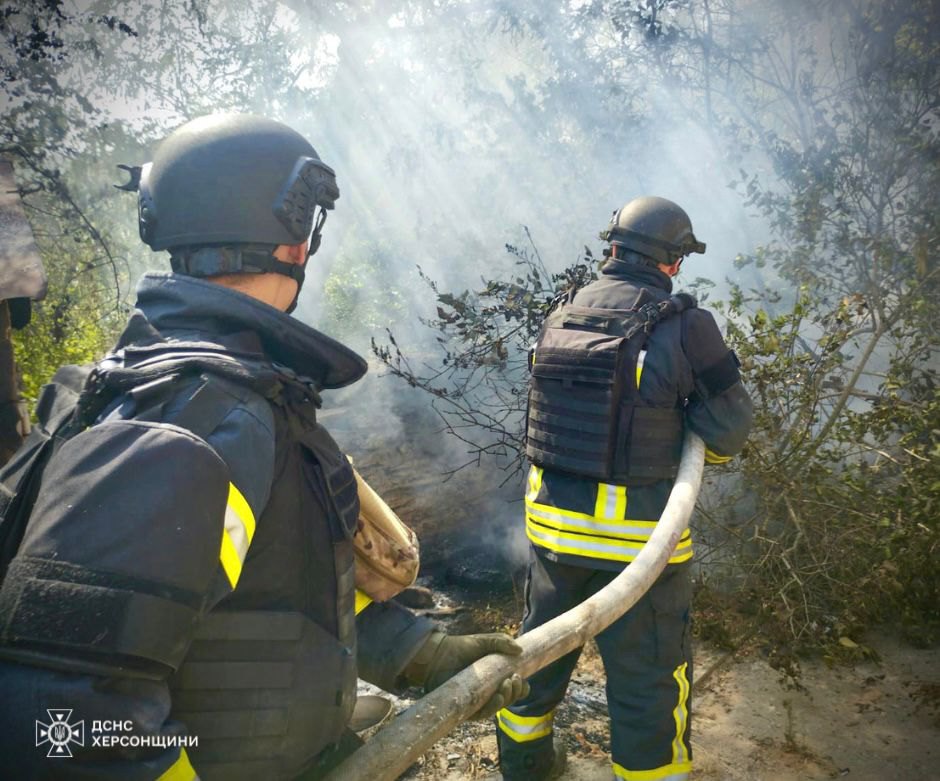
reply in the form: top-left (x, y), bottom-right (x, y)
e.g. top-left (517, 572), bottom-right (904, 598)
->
top-left (498, 259), bottom-right (751, 780)
top-left (497, 549), bottom-right (693, 781)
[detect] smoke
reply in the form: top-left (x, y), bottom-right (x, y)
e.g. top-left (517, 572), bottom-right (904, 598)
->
top-left (269, 1), bottom-right (774, 569)
top-left (17, 0), bottom-right (908, 570)
top-left (292, 6), bottom-right (768, 329)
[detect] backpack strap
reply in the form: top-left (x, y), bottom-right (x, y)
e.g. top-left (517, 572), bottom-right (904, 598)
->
top-left (72, 347), bottom-right (305, 435)
top-left (622, 293), bottom-right (697, 340)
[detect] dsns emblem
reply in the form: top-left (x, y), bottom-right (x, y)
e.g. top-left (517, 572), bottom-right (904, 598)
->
top-left (36, 709), bottom-right (85, 757)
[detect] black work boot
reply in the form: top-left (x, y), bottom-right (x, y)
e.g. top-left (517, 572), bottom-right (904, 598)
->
top-left (500, 740), bottom-right (566, 780)
top-left (547, 742), bottom-right (567, 779)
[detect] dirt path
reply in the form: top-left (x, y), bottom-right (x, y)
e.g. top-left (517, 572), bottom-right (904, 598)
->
top-left (691, 634), bottom-right (938, 780)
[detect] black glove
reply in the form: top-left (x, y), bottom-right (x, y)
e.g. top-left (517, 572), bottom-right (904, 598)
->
top-left (404, 631), bottom-right (530, 719)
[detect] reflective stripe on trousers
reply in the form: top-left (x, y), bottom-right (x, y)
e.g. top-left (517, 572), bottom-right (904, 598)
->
top-left (609, 659), bottom-right (692, 779)
top-left (496, 554), bottom-right (693, 780)
top-left (496, 707), bottom-right (555, 742)
top-left (612, 760), bottom-right (691, 780)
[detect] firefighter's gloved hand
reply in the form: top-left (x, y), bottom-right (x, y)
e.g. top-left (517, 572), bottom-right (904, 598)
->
top-left (475, 669), bottom-right (530, 720)
top-left (404, 631), bottom-right (530, 720)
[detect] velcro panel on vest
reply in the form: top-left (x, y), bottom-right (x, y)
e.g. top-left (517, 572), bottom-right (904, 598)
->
top-left (0, 556), bottom-right (200, 671)
top-left (620, 406), bottom-right (684, 483)
top-left (526, 310), bottom-right (636, 481)
top-left (0, 419), bottom-right (229, 668)
top-left (170, 610), bottom-right (356, 780)
top-left (527, 359), bottom-right (619, 478)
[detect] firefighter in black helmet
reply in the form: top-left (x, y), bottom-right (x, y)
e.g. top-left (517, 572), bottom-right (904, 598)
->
top-left (496, 196), bottom-right (753, 780)
top-left (0, 114), bottom-right (527, 780)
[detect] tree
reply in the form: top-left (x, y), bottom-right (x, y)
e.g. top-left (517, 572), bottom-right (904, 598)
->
top-left (375, 230), bottom-right (597, 475)
top-left (375, 0), bottom-right (940, 654)
top-left (2, 0), bottom-right (351, 401)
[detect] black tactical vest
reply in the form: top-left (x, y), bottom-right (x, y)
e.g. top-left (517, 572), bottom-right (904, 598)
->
top-left (525, 293), bottom-right (694, 484)
top-left (0, 340), bottom-right (362, 780)
top-left (169, 401), bottom-right (361, 780)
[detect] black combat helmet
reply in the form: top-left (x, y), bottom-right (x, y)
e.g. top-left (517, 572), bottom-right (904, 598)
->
top-left (120, 114), bottom-right (339, 311)
top-left (601, 196), bottom-right (706, 266)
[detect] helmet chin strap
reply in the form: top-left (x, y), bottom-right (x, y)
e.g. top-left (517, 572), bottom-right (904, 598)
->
top-left (169, 209), bottom-right (329, 314)
top-left (284, 208), bottom-right (328, 314)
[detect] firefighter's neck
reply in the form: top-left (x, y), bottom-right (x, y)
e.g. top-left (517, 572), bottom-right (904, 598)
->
top-left (209, 241), bottom-right (307, 311)
top-left (610, 245), bottom-right (681, 278)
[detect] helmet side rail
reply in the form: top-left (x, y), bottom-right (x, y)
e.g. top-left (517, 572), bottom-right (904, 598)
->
top-left (324, 431), bottom-right (706, 781)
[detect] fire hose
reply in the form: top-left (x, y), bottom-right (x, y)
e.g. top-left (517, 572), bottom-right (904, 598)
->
top-left (324, 431), bottom-right (705, 781)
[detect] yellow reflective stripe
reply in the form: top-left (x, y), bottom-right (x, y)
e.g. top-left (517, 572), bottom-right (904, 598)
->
top-left (526, 502), bottom-right (691, 541)
top-left (496, 708), bottom-right (554, 742)
top-left (526, 465), bottom-right (543, 503)
top-left (527, 496), bottom-right (678, 529)
top-left (594, 482), bottom-right (609, 519)
top-left (498, 708), bottom-right (555, 727)
top-left (355, 590), bottom-right (373, 615)
top-left (612, 761), bottom-right (691, 780)
top-left (220, 482), bottom-right (256, 589)
top-left (526, 519), bottom-right (692, 563)
top-left (593, 482), bottom-right (627, 521)
top-left (614, 485), bottom-right (627, 520)
top-left (704, 447), bottom-right (733, 464)
top-left (636, 349), bottom-right (647, 388)
top-left (156, 748), bottom-right (198, 781)
top-left (668, 547), bottom-right (694, 564)
top-left (227, 483), bottom-right (256, 540)
top-left (527, 496), bottom-right (608, 523)
top-left (219, 531), bottom-right (243, 588)
top-left (671, 662), bottom-right (691, 766)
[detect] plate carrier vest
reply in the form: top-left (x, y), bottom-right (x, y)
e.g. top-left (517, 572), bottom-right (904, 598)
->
top-left (525, 293), bottom-right (695, 484)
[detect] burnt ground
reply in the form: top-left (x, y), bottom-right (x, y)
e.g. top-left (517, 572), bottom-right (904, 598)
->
top-left (325, 375), bottom-right (940, 780)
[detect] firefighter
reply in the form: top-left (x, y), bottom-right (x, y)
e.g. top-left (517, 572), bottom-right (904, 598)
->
top-left (496, 196), bottom-right (753, 780)
top-left (0, 114), bottom-right (527, 780)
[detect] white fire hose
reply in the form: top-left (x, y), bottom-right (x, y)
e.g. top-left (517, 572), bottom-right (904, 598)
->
top-left (325, 432), bottom-right (706, 781)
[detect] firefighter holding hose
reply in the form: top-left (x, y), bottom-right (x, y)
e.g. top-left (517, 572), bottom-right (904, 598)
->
top-left (496, 197), bottom-right (753, 780)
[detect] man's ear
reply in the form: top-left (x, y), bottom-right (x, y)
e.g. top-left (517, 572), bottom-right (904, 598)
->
top-left (658, 259), bottom-right (681, 277)
top-left (289, 240), bottom-right (309, 265)
top-left (275, 240), bottom-right (309, 266)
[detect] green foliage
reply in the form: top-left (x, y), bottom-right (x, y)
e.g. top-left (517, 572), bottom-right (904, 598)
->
top-left (375, 0), bottom-right (940, 662)
top-left (319, 230), bottom-right (410, 351)
top-left (13, 240), bottom-right (124, 406)
top-left (694, 0), bottom-right (940, 659)
top-left (708, 279), bottom-right (939, 661)
top-left (374, 232), bottom-right (598, 473)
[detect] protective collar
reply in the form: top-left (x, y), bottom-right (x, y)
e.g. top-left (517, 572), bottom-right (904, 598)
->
top-left (134, 273), bottom-right (367, 389)
top-left (600, 258), bottom-right (674, 293)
